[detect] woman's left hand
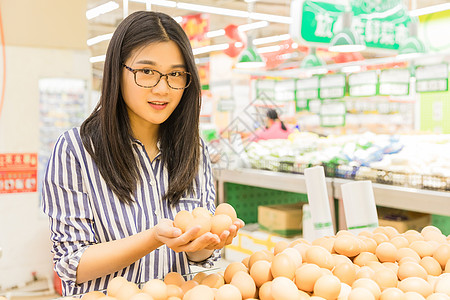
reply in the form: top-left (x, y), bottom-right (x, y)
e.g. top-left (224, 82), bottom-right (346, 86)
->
top-left (205, 218), bottom-right (245, 250)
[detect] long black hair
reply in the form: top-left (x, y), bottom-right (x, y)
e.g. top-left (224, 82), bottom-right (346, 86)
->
top-left (266, 109), bottom-right (287, 131)
top-left (81, 11), bottom-right (201, 205)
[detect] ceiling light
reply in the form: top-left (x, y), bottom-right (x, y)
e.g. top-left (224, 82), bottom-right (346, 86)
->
top-left (329, 11), bottom-right (366, 53)
top-left (90, 55), bottom-right (106, 63)
top-left (236, 44), bottom-right (265, 69)
top-left (177, 2), bottom-right (249, 18)
top-left (206, 29), bottom-right (226, 38)
top-left (409, 3), bottom-right (450, 17)
top-left (193, 43), bottom-right (229, 55)
top-left (341, 65), bottom-right (362, 73)
top-left (173, 16), bottom-right (183, 23)
top-left (253, 34), bottom-right (290, 46)
top-left (249, 12), bottom-right (292, 24)
top-left (257, 45), bottom-right (281, 54)
top-left (86, 1), bottom-right (119, 20)
top-left (131, 0), bottom-right (176, 8)
top-left (238, 21), bottom-right (269, 32)
top-left (87, 33), bottom-right (113, 46)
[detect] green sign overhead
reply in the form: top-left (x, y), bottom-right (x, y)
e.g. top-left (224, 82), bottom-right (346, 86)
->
top-left (291, 0), bottom-right (414, 50)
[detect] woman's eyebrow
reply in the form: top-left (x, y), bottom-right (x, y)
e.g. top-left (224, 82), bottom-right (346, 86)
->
top-left (135, 60), bottom-right (186, 69)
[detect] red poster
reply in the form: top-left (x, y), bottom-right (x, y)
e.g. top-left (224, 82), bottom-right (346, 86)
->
top-left (181, 13), bottom-right (210, 49)
top-left (0, 153), bottom-right (37, 194)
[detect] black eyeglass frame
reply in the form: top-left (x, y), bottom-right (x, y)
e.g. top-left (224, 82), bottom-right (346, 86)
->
top-left (122, 63), bottom-right (192, 90)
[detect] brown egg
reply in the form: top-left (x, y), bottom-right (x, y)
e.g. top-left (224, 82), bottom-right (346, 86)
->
top-left (376, 242), bottom-right (398, 263)
top-left (373, 233), bottom-right (390, 245)
top-left (242, 256), bottom-right (250, 268)
top-left (224, 262), bottom-right (248, 284)
top-left (166, 285), bottom-right (183, 299)
top-left (384, 226), bottom-right (400, 239)
top-left (348, 287), bottom-right (375, 300)
top-left (391, 236), bottom-right (410, 249)
top-left (382, 262), bottom-right (400, 274)
top-left (404, 291), bottom-right (426, 300)
top-left (107, 276), bottom-right (129, 297)
top-left (333, 254), bottom-right (353, 266)
top-left (420, 256), bottom-right (442, 276)
top-left (359, 236), bottom-right (378, 253)
top-left (398, 262), bottom-right (428, 280)
top-left (305, 245), bottom-right (334, 270)
top-left (249, 250), bottom-right (274, 269)
top-left (397, 247), bottom-right (421, 263)
top-left (82, 292), bottom-right (106, 300)
top-left (434, 274), bottom-right (450, 296)
top-left (446, 260), bottom-right (450, 273)
top-left (281, 248), bottom-right (303, 268)
top-left (398, 277), bottom-right (432, 298)
top-left (273, 241), bottom-right (290, 255)
top-left (293, 243), bottom-right (311, 258)
top-left (259, 281), bottom-right (274, 300)
top-left (333, 262), bottom-right (357, 285)
top-left (214, 203), bottom-right (237, 222)
top-left (312, 236), bottom-right (336, 253)
top-left (404, 231), bottom-right (425, 244)
top-left (186, 216), bottom-right (212, 238)
top-left (356, 266), bottom-right (375, 280)
top-left (192, 272), bottom-right (207, 283)
top-left (295, 263), bottom-right (323, 292)
top-left (173, 210), bottom-right (194, 233)
top-left (215, 284), bottom-right (242, 300)
top-left (201, 273), bottom-right (224, 289)
top-left (183, 284), bottom-right (214, 300)
top-left (250, 260), bottom-right (273, 287)
top-left (192, 206), bottom-right (212, 219)
top-left (367, 261), bottom-right (384, 272)
top-left (433, 244), bottom-right (450, 269)
top-left (271, 253), bottom-right (296, 279)
top-left (380, 287), bottom-right (405, 300)
top-left (353, 252), bottom-right (379, 267)
top-left (167, 297), bottom-right (181, 300)
top-left (272, 276), bottom-right (303, 300)
top-left (427, 293), bottom-right (450, 300)
top-left (358, 231), bottom-right (374, 239)
top-left (313, 275), bottom-right (341, 299)
top-left (142, 279), bottom-right (167, 300)
top-left (373, 267), bottom-right (398, 291)
top-left (334, 235), bottom-right (361, 257)
top-left (164, 272), bottom-right (185, 287)
top-left (410, 241), bottom-right (435, 258)
top-left (421, 226), bottom-right (446, 243)
top-left (210, 214), bottom-right (233, 236)
top-left (352, 278), bottom-right (381, 299)
top-left (115, 281), bottom-right (140, 300)
top-left (180, 280), bottom-right (198, 295)
top-left (230, 271), bottom-right (256, 299)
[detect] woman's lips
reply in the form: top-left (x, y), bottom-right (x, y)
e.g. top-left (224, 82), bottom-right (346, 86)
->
top-left (148, 101), bottom-right (168, 110)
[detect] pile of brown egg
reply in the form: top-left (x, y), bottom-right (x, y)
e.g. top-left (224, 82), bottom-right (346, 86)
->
top-left (74, 225), bottom-right (449, 300)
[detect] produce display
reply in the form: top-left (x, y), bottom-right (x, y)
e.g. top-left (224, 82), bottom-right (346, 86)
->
top-left (245, 132), bottom-right (450, 191)
top-left (62, 225), bottom-right (449, 300)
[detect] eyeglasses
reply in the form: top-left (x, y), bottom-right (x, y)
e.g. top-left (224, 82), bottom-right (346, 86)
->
top-left (123, 64), bottom-right (192, 90)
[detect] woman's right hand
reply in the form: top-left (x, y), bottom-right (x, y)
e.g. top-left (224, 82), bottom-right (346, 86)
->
top-left (153, 219), bottom-right (220, 253)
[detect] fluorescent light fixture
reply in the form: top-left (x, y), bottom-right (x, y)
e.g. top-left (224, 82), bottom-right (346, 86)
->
top-left (341, 65), bottom-right (362, 73)
top-left (238, 21), bottom-right (269, 32)
top-left (206, 29), bottom-right (226, 38)
top-left (131, 0), bottom-right (176, 8)
top-left (86, 1), bottom-right (119, 20)
top-left (87, 33), bottom-right (114, 46)
top-left (235, 42), bottom-right (244, 48)
top-left (90, 55), bottom-right (106, 63)
top-left (173, 16), bottom-right (183, 23)
top-left (253, 34), bottom-right (291, 46)
top-left (130, 0), bottom-right (291, 24)
top-left (409, 3), bottom-right (450, 17)
top-left (193, 43), bottom-right (229, 55)
top-left (257, 45), bottom-right (281, 54)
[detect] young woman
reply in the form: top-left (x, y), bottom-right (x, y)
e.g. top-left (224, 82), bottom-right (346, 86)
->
top-left (42, 11), bottom-right (243, 296)
top-left (252, 109), bottom-right (293, 141)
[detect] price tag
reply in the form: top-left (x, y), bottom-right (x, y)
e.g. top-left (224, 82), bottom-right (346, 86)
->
top-left (319, 74), bottom-right (346, 99)
top-left (415, 63), bottom-right (448, 92)
top-left (349, 71), bottom-right (378, 97)
top-left (297, 76), bottom-right (320, 100)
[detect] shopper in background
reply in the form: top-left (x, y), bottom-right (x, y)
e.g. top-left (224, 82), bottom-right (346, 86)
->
top-left (41, 11), bottom-right (243, 296)
top-left (252, 108), bottom-right (293, 141)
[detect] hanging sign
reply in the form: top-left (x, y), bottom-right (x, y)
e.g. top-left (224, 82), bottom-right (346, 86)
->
top-left (415, 63), bottom-right (449, 93)
top-left (379, 68), bottom-right (410, 96)
top-left (0, 153), bottom-right (37, 194)
top-left (291, 0), bottom-right (413, 50)
top-left (319, 73), bottom-right (346, 99)
top-left (348, 71), bottom-right (378, 97)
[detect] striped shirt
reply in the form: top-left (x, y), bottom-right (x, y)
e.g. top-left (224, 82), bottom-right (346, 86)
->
top-left (41, 127), bottom-right (219, 296)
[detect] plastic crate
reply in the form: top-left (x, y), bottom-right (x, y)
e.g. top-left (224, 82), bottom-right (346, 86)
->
top-left (224, 183), bottom-right (308, 224)
top-left (431, 214), bottom-right (450, 236)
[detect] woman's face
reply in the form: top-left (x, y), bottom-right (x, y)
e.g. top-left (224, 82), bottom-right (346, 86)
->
top-left (121, 41), bottom-right (186, 131)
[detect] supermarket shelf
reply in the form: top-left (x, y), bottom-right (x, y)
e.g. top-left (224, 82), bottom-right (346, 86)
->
top-left (213, 168), bottom-right (450, 217)
top-left (334, 178), bottom-right (450, 217)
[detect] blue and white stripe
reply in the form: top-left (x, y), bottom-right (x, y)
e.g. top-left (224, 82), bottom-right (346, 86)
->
top-left (41, 127), bottom-right (219, 296)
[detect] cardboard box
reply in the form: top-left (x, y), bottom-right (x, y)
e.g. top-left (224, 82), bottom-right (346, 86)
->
top-left (224, 223), bottom-right (301, 262)
top-left (258, 203), bottom-right (304, 237)
top-left (377, 206), bottom-right (431, 233)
